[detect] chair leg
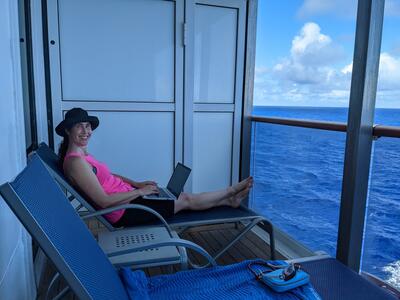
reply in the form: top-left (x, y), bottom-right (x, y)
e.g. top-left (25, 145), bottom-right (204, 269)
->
top-left (46, 272), bottom-right (60, 300)
top-left (178, 246), bottom-right (189, 270)
top-left (46, 272), bottom-right (72, 300)
top-left (52, 287), bottom-right (71, 300)
top-left (258, 221), bottom-right (275, 260)
top-left (211, 218), bottom-right (276, 262)
top-left (212, 218), bottom-right (264, 262)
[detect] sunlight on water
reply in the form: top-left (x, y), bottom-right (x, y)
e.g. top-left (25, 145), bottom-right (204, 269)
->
top-left (383, 260), bottom-right (400, 289)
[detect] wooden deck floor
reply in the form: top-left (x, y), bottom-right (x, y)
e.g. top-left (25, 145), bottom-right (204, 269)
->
top-left (38, 222), bottom-right (284, 299)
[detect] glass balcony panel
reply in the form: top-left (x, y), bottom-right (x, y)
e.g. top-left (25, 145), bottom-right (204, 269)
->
top-left (253, 1), bottom-right (356, 117)
top-left (363, 3), bottom-right (400, 286)
top-left (374, 1), bottom-right (400, 118)
top-left (361, 137), bottom-right (400, 289)
top-left (250, 122), bottom-right (345, 256)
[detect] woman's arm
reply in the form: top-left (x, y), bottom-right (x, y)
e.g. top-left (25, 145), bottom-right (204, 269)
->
top-left (113, 173), bottom-right (156, 189)
top-left (64, 157), bottom-right (158, 208)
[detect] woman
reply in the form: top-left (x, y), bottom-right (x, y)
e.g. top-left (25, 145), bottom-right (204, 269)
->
top-left (56, 107), bottom-right (253, 227)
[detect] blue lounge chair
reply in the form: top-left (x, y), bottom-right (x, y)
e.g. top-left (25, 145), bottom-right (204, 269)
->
top-left (35, 142), bottom-right (276, 262)
top-left (2, 150), bottom-right (397, 299)
top-left (0, 155), bottom-right (216, 299)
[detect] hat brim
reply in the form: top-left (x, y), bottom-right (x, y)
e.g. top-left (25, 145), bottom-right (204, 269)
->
top-left (55, 116), bottom-right (99, 137)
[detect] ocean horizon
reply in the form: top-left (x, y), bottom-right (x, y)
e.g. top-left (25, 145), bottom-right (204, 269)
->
top-left (250, 106), bottom-right (400, 288)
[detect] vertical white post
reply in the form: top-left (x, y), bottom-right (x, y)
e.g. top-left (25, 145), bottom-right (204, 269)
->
top-left (0, 0), bottom-right (36, 298)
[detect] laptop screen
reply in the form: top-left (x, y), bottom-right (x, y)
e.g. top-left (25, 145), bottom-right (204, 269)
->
top-left (167, 163), bottom-right (191, 197)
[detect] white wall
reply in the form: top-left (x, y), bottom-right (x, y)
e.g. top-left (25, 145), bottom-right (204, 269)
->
top-left (0, 0), bottom-right (36, 298)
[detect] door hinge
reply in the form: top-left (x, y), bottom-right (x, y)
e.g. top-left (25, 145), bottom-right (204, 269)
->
top-left (183, 22), bottom-right (187, 47)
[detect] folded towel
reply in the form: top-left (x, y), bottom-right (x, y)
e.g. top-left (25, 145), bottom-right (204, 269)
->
top-left (120, 259), bottom-right (321, 300)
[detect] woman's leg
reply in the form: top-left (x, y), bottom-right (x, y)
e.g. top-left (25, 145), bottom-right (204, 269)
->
top-left (174, 177), bottom-right (253, 213)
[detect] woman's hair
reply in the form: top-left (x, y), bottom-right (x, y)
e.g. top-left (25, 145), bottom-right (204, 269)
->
top-left (58, 136), bottom-right (69, 168)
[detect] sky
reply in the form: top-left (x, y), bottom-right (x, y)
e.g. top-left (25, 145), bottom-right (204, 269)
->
top-left (254, 0), bottom-right (400, 108)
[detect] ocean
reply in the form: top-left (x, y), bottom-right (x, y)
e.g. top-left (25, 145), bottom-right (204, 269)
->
top-left (250, 106), bottom-right (400, 288)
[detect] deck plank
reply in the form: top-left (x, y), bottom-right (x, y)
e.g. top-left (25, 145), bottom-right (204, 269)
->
top-left (199, 230), bottom-right (232, 264)
top-left (222, 227), bottom-right (269, 260)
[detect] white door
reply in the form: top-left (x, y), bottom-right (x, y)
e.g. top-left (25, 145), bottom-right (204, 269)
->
top-left (188, 0), bottom-right (246, 192)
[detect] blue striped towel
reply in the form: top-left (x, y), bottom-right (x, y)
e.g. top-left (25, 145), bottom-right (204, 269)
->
top-left (120, 259), bottom-right (321, 300)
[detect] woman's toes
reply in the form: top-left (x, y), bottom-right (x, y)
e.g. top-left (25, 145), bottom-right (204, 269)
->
top-left (232, 177), bottom-right (252, 193)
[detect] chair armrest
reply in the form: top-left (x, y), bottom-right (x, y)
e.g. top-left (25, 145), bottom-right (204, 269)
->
top-left (81, 204), bottom-right (174, 237)
top-left (106, 237), bottom-right (217, 267)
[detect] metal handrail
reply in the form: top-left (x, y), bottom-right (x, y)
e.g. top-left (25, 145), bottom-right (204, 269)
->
top-left (251, 115), bottom-right (400, 138)
top-left (251, 115), bottom-right (347, 132)
top-left (373, 125), bottom-right (400, 138)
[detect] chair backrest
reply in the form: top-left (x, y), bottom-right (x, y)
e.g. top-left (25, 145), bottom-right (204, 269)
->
top-left (0, 155), bottom-right (129, 300)
top-left (36, 142), bottom-right (115, 231)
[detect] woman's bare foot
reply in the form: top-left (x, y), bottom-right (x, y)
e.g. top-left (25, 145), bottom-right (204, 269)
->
top-left (228, 177), bottom-right (253, 196)
top-left (230, 187), bottom-right (250, 208)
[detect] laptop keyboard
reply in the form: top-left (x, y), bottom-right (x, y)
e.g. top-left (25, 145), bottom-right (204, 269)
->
top-left (156, 188), bottom-right (171, 198)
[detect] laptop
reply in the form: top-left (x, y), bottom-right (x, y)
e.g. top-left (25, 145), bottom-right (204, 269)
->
top-left (142, 163), bottom-right (191, 200)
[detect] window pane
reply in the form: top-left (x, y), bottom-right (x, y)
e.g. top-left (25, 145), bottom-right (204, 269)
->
top-left (254, 1), bottom-right (356, 118)
top-left (362, 137), bottom-right (400, 289)
top-left (58, 0), bottom-right (175, 101)
top-left (194, 4), bottom-right (237, 103)
top-left (250, 122), bottom-right (345, 256)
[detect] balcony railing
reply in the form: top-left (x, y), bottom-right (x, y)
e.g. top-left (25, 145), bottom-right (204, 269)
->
top-left (250, 115), bottom-right (400, 138)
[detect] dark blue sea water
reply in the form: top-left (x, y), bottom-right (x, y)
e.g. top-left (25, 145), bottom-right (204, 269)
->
top-left (250, 106), bottom-right (400, 287)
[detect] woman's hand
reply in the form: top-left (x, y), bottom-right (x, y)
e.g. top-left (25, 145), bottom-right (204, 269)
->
top-left (135, 180), bottom-right (157, 189)
top-left (138, 184), bottom-right (159, 196)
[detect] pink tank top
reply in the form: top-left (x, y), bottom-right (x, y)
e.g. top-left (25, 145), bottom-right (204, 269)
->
top-left (63, 152), bottom-right (132, 223)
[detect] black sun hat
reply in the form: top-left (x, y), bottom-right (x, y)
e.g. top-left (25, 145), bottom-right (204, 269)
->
top-left (55, 108), bottom-right (99, 137)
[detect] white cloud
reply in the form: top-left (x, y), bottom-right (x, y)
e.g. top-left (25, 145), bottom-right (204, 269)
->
top-left (291, 23), bottom-right (342, 66)
top-left (253, 23), bottom-right (400, 108)
top-left (339, 53), bottom-right (400, 90)
top-left (378, 52), bottom-right (400, 90)
top-left (341, 63), bottom-right (352, 74)
top-left (272, 23), bottom-right (345, 85)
